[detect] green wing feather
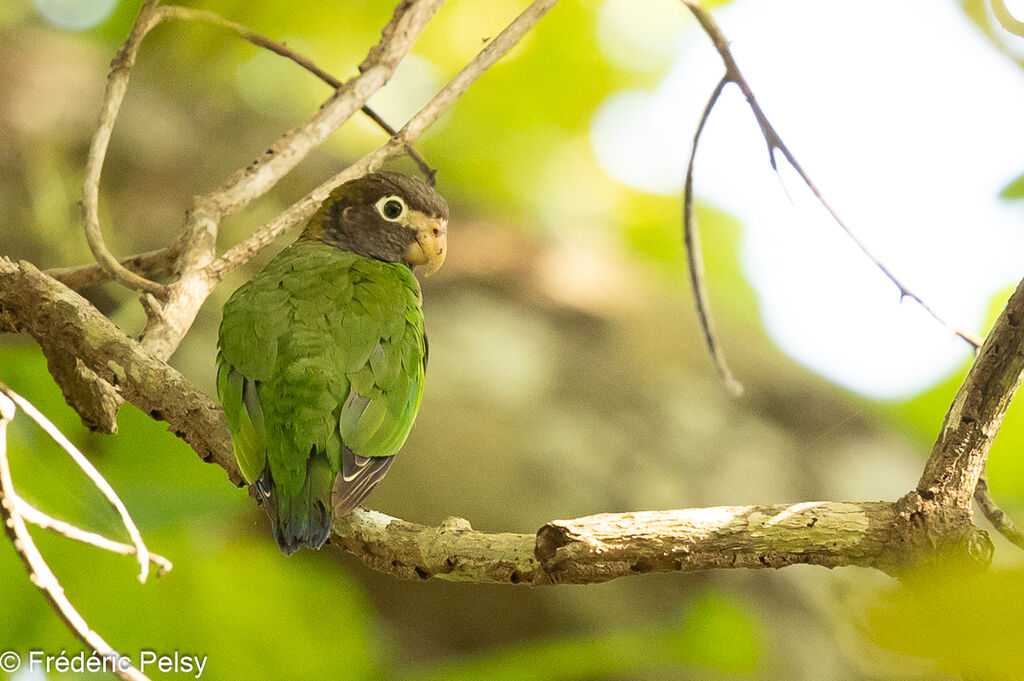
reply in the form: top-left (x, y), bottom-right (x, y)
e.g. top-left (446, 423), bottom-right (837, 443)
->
top-left (216, 240), bottom-right (426, 554)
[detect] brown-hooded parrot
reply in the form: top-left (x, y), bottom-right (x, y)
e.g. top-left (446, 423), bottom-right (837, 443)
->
top-left (216, 172), bottom-right (449, 555)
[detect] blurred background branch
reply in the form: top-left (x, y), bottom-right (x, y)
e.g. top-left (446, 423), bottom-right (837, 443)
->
top-left (0, 384), bottom-right (162, 681)
top-left (991, 0), bottom-right (1024, 37)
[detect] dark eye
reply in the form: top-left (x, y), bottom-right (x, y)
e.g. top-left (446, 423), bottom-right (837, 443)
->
top-left (378, 196), bottom-right (406, 221)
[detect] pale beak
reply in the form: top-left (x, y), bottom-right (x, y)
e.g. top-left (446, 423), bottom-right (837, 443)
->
top-left (404, 214), bottom-right (448, 276)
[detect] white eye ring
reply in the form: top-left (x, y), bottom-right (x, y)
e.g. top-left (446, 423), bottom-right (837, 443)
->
top-left (375, 195), bottom-right (407, 222)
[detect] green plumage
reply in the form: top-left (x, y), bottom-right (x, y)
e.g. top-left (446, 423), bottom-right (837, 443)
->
top-left (217, 240), bottom-right (427, 554)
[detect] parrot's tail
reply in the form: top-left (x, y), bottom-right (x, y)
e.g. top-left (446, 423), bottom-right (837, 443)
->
top-left (256, 451), bottom-right (334, 556)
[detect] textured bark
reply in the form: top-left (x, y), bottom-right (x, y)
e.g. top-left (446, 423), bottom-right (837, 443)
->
top-left (0, 258), bottom-right (242, 486)
top-left (39, 346), bottom-right (120, 433)
top-left (334, 511), bottom-right (539, 584)
top-left (918, 278), bottom-right (1024, 509)
top-left (536, 502), bottom-right (897, 584)
top-left (1, 256), bottom-right (1019, 585)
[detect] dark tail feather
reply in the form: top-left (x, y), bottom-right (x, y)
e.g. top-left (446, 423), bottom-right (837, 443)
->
top-left (256, 452), bottom-right (334, 556)
top-left (334, 446), bottom-right (394, 517)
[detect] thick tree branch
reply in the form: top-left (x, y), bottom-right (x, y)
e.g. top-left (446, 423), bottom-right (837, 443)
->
top-left (918, 278), bottom-right (1024, 509)
top-left (2, 259), bottom-right (1017, 585)
top-left (0, 259), bottom-right (241, 485)
top-left (539, 501), bottom-right (912, 584)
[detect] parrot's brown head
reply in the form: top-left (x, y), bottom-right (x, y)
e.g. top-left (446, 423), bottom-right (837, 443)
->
top-left (303, 172), bottom-right (449, 275)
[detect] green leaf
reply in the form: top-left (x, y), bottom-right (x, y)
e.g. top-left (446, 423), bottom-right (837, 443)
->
top-left (999, 172), bottom-right (1024, 200)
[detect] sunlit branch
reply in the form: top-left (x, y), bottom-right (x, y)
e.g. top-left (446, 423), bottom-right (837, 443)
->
top-left (0, 382), bottom-right (152, 582)
top-left (0, 390), bottom-right (151, 681)
top-left (918, 276), bottom-right (1024, 509)
top-left (992, 0), bottom-right (1024, 37)
top-left (19, 502), bottom-right (173, 576)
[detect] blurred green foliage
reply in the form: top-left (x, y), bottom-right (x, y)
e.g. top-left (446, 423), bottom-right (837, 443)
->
top-left (1000, 172), bottom-right (1024, 200)
top-left (864, 568), bottom-right (1024, 681)
top-left (1, 0), bottom-right (1023, 679)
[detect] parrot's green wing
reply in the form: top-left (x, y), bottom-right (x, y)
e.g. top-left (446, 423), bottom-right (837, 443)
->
top-left (332, 257), bottom-right (426, 514)
top-left (338, 259), bottom-right (426, 454)
top-left (215, 358), bottom-right (266, 484)
top-left (217, 241), bottom-right (427, 553)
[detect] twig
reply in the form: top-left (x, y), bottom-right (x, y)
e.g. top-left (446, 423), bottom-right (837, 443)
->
top-left (19, 502), bottom-right (173, 576)
top-left (207, 0), bottom-right (561, 280)
top-left (974, 469), bottom-right (1024, 550)
top-left (992, 0), bottom-right (1024, 37)
top-left (0, 381), bottom-right (151, 582)
top-left (46, 248), bottom-right (176, 291)
top-left (678, 0), bottom-right (983, 391)
top-left (155, 5), bottom-right (435, 182)
top-left (82, 0), bottom-right (167, 297)
top-left (0, 392), bottom-right (151, 681)
top-left (683, 75), bottom-right (742, 396)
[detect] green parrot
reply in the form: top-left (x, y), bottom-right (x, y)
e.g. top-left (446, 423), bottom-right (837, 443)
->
top-left (216, 172), bottom-right (449, 555)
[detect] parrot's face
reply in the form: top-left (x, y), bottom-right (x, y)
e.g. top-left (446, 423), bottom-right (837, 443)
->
top-left (306, 172), bottom-right (450, 275)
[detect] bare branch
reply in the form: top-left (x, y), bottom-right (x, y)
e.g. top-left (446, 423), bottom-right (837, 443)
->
top-left (2, 259), bottom-right (1011, 586)
top-left (334, 511), bottom-right (539, 584)
top-left (992, 0), bottom-right (1024, 37)
top-left (37, 344), bottom-right (121, 434)
top-left (18, 502), bottom-right (173, 576)
top-left (0, 382), bottom-right (152, 582)
top-left (975, 469), bottom-right (1024, 551)
top-left (207, 0), bottom-right (561, 281)
top-left (678, 0), bottom-right (983, 392)
top-left (155, 5), bottom-right (435, 182)
top-left (46, 248), bottom-right (176, 291)
top-left (82, 0), bottom-right (167, 297)
top-left (0, 392), bottom-right (151, 681)
top-left (538, 502), bottom-right (899, 583)
top-left (683, 75), bottom-right (742, 396)
top-left (919, 277), bottom-right (1024, 509)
